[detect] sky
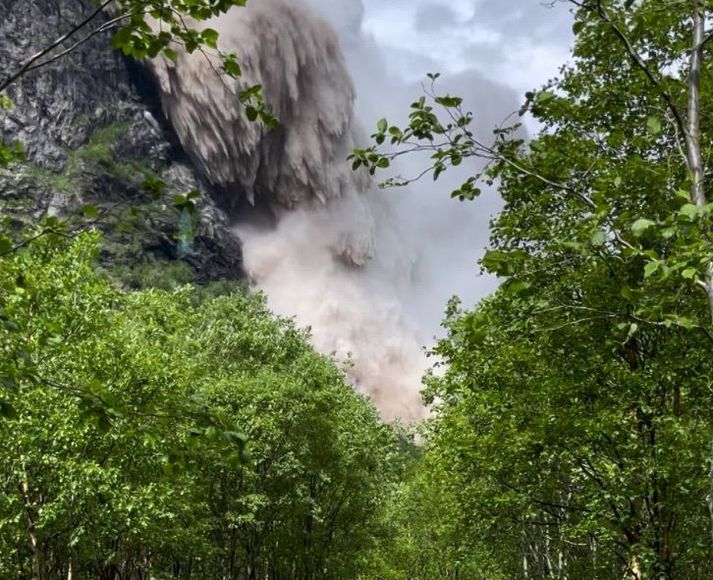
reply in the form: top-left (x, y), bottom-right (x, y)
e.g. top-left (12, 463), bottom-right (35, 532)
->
top-left (361, 0), bottom-right (575, 98)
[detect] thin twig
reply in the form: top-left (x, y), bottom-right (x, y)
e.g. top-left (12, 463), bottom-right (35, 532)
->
top-left (0, 0), bottom-right (116, 92)
top-left (21, 8), bottom-right (152, 78)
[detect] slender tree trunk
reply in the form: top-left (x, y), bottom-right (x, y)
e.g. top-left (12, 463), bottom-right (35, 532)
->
top-left (19, 470), bottom-right (41, 580)
top-left (686, 6), bottom-right (706, 215)
top-left (686, 2), bottom-right (713, 315)
top-left (684, 2), bottom-right (713, 548)
top-left (709, 441), bottom-right (713, 546)
top-left (629, 556), bottom-right (642, 580)
top-left (686, 6), bottom-right (708, 265)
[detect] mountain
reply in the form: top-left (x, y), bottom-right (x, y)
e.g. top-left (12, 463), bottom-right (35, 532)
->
top-left (0, 0), bottom-right (243, 285)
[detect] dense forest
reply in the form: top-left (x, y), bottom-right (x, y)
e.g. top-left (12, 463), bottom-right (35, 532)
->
top-left (2, 0), bottom-right (713, 578)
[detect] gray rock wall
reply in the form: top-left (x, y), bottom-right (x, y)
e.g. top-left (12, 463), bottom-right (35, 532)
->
top-left (0, 0), bottom-right (244, 283)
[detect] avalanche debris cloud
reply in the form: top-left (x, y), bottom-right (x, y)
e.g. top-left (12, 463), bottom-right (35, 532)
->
top-left (147, 0), bottom-right (518, 421)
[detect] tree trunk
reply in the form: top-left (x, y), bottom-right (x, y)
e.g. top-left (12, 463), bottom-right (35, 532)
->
top-left (684, 2), bottom-right (713, 548)
top-left (19, 469), bottom-right (41, 580)
top-left (686, 3), bottom-right (713, 318)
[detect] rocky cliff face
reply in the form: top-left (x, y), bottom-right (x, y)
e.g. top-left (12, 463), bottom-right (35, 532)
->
top-left (0, 0), bottom-right (243, 284)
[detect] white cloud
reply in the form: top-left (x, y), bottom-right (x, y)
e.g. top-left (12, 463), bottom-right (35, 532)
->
top-left (361, 0), bottom-right (574, 98)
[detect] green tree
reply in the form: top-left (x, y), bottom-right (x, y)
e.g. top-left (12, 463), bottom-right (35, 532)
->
top-left (355, 0), bottom-right (713, 576)
top-left (0, 230), bottom-right (398, 578)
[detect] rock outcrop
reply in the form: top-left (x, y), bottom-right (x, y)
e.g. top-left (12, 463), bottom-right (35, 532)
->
top-left (0, 0), bottom-right (243, 283)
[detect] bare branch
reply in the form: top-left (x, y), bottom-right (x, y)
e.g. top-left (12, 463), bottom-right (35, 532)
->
top-left (0, 0), bottom-right (116, 93)
top-left (21, 7), bottom-right (151, 78)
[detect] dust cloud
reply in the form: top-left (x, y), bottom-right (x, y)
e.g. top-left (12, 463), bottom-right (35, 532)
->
top-left (147, 0), bottom-right (519, 421)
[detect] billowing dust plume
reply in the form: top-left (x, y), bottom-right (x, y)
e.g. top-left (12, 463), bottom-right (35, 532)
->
top-left (146, 0), bottom-right (515, 421)
top-left (147, 0), bottom-right (368, 212)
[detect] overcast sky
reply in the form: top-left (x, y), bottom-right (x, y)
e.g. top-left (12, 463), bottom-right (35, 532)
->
top-left (304, 0), bottom-right (579, 312)
top-left (361, 0), bottom-right (575, 98)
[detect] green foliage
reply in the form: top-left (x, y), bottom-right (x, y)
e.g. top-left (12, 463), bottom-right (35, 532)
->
top-left (112, 258), bottom-right (195, 290)
top-left (12, 0), bottom-right (713, 576)
top-left (348, 72), bottom-right (484, 200)
top-left (0, 97), bottom-right (24, 167)
top-left (0, 230), bottom-right (398, 578)
top-left (364, 438), bottom-right (508, 580)
top-left (18, 122), bottom-right (155, 194)
top-left (109, 0), bottom-right (245, 60)
top-left (409, 294), bottom-right (713, 577)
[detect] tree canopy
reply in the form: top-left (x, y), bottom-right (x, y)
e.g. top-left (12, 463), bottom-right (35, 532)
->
top-left (353, 0), bottom-right (713, 577)
top-left (0, 231), bottom-right (402, 578)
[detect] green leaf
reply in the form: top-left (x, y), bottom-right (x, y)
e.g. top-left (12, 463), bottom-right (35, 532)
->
top-left (201, 28), bottom-right (219, 49)
top-left (631, 218), bottom-right (655, 237)
top-left (646, 116), bottom-right (662, 135)
top-left (672, 316), bottom-right (697, 330)
top-left (535, 90), bottom-right (555, 104)
top-left (222, 53), bottom-right (242, 77)
top-left (626, 322), bottom-right (638, 338)
top-left (142, 176), bottom-right (167, 198)
top-left (660, 226), bottom-right (677, 239)
top-left (434, 96), bottom-right (463, 108)
top-left (481, 250), bottom-right (508, 274)
top-left (678, 204), bottom-right (698, 221)
top-left (81, 204), bottom-right (98, 218)
top-left (112, 27), bottom-right (133, 50)
top-left (590, 229), bottom-right (606, 246)
top-left (245, 106), bottom-right (258, 122)
top-left (503, 279), bottom-right (532, 294)
top-left (0, 234), bottom-right (12, 254)
top-left (164, 47), bottom-right (178, 62)
top-left (643, 260), bottom-right (660, 278)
